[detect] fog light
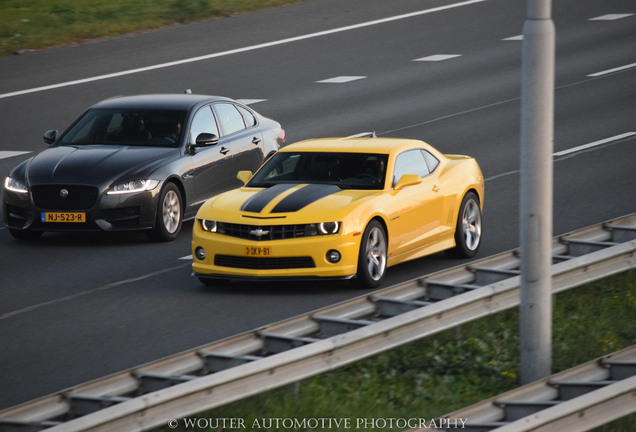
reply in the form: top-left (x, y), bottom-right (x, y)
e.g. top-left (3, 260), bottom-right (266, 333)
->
top-left (195, 246), bottom-right (206, 261)
top-left (326, 249), bottom-right (341, 263)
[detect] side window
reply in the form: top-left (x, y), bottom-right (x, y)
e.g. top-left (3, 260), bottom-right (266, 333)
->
top-left (422, 150), bottom-right (440, 172)
top-left (392, 149), bottom-right (431, 186)
top-left (214, 103), bottom-right (246, 136)
top-left (189, 106), bottom-right (219, 143)
top-left (236, 105), bottom-right (257, 127)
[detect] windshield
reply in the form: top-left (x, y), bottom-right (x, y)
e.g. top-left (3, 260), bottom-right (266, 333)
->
top-left (58, 108), bottom-right (187, 148)
top-left (249, 151), bottom-right (388, 190)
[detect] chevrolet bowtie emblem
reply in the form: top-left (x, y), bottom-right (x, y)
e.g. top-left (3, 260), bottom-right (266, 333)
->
top-left (250, 228), bottom-right (270, 238)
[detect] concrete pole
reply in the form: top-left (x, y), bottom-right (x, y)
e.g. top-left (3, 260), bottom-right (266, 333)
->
top-left (519, 0), bottom-right (555, 384)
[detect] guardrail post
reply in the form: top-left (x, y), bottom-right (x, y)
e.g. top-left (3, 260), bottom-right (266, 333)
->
top-left (520, 0), bottom-right (555, 384)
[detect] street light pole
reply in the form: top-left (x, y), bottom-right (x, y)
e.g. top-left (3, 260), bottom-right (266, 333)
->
top-left (519, 0), bottom-right (555, 384)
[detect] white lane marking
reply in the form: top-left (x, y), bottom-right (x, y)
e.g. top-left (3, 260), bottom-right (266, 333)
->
top-left (413, 54), bottom-right (461, 62)
top-left (553, 132), bottom-right (636, 157)
top-left (180, 255), bottom-right (193, 260)
top-left (0, 262), bottom-right (191, 320)
top-left (485, 132), bottom-right (636, 182)
top-left (589, 14), bottom-right (634, 21)
top-left (0, 151), bottom-right (31, 160)
top-left (0, 0), bottom-right (487, 100)
top-left (588, 62), bottom-right (636, 77)
top-left (317, 76), bottom-right (367, 84)
top-left (503, 35), bottom-right (523, 41)
top-left (237, 99), bottom-right (267, 105)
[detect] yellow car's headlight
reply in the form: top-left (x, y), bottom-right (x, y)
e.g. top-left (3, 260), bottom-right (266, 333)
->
top-left (200, 219), bottom-right (217, 232)
top-left (317, 221), bottom-right (340, 235)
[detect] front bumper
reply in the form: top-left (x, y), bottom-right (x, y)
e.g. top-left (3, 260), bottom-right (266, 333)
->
top-left (191, 220), bottom-right (360, 280)
top-left (3, 185), bottom-right (158, 233)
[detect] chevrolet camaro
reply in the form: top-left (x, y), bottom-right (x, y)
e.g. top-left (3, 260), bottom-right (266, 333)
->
top-left (3, 93), bottom-right (285, 241)
top-left (192, 136), bottom-right (484, 288)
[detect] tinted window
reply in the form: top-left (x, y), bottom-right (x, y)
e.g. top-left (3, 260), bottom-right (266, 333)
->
top-left (237, 105), bottom-right (257, 127)
top-left (214, 103), bottom-right (246, 135)
top-left (190, 106), bottom-right (219, 143)
top-left (59, 108), bottom-right (186, 147)
top-left (422, 149), bottom-right (440, 172)
top-left (249, 152), bottom-right (388, 190)
top-left (393, 149), bottom-right (431, 186)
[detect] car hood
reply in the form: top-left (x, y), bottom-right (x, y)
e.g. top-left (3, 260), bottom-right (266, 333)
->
top-left (200, 183), bottom-right (379, 221)
top-left (25, 145), bottom-right (179, 184)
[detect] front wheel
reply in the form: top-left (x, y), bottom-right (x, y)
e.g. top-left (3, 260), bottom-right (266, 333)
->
top-left (354, 220), bottom-right (387, 288)
top-left (148, 183), bottom-right (183, 242)
top-left (446, 191), bottom-right (482, 258)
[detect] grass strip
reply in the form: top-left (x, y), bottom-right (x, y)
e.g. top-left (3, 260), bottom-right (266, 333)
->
top-left (0, 0), bottom-right (304, 56)
top-left (161, 270), bottom-right (636, 431)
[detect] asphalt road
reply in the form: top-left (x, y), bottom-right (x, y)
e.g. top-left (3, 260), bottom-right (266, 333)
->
top-left (1, 0), bottom-right (635, 410)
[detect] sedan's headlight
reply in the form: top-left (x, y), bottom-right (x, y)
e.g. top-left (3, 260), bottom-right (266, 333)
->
top-left (107, 179), bottom-right (159, 195)
top-left (200, 219), bottom-right (217, 232)
top-left (4, 177), bottom-right (28, 193)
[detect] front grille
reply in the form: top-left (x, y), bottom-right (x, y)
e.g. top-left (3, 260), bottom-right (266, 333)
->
top-left (215, 255), bottom-right (315, 270)
top-left (217, 222), bottom-right (317, 241)
top-left (31, 185), bottom-right (98, 210)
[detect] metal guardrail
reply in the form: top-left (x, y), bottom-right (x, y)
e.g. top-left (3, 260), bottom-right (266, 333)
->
top-left (1, 213), bottom-right (635, 432)
top-left (415, 345), bottom-right (636, 432)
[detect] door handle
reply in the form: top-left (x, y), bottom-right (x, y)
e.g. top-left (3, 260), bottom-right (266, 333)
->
top-left (220, 147), bottom-right (230, 155)
top-left (432, 185), bottom-right (440, 192)
top-left (252, 137), bottom-right (261, 145)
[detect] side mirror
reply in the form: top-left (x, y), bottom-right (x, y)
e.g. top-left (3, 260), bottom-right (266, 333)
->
top-left (195, 133), bottom-right (219, 147)
top-left (394, 174), bottom-right (422, 190)
top-left (43, 130), bottom-right (58, 145)
top-left (236, 170), bottom-right (253, 185)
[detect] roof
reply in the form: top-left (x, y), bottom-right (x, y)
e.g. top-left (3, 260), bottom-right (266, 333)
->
top-left (89, 94), bottom-right (234, 111)
top-left (280, 137), bottom-right (434, 154)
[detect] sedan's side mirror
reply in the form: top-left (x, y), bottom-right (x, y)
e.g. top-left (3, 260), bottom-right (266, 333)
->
top-left (195, 133), bottom-right (219, 147)
top-left (43, 130), bottom-right (58, 145)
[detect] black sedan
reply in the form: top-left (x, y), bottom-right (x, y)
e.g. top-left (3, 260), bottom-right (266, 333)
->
top-left (3, 93), bottom-right (285, 241)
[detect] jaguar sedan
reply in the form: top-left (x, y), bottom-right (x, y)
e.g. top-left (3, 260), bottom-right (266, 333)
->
top-left (192, 136), bottom-right (484, 288)
top-left (3, 93), bottom-right (285, 241)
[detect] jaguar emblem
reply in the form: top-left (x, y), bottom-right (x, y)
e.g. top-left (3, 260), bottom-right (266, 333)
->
top-left (60, 189), bottom-right (69, 198)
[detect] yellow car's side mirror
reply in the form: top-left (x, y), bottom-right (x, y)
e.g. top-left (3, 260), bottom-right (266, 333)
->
top-left (394, 174), bottom-right (422, 190)
top-left (236, 170), bottom-right (253, 185)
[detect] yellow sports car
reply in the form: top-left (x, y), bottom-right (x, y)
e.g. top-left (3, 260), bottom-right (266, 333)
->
top-left (192, 136), bottom-right (484, 288)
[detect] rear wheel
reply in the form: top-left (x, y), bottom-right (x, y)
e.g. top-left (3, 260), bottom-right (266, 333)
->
top-left (148, 183), bottom-right (182, 242)
top-left (355, 220), bottom-right (387, 288)
top-left (446, 191), bottom-right (482, 258)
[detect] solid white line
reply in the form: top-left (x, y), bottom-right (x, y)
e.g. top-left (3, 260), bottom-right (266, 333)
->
top-left (0, 0), bottom-right (487, 100)
top-left (180, 255), bottom-right (193, 260)
top-left (553, 132), bottom-right (636, 157)
top-left (588, 62), bottom-right (636, 77)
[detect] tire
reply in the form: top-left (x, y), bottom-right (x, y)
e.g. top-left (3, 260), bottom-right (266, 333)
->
top-left (148, 183), bottom-right (182, 242)
top-left (354, 220), bottom-right (387, 288)
top-left (8, 227), bottom-right (42, 240)
top-left (446, 191), bottom-right (482, 258)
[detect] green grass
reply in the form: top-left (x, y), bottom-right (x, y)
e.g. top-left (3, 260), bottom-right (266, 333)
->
top-left (0, 0), bottom-right (304, 56)
top-left (159, 271), bottom-right (636, 431)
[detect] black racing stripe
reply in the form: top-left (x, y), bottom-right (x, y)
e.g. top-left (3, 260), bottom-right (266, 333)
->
top-left (241, 183), bottom-right (297, 213)
top-left (272, 184), bottom-right (341, 213)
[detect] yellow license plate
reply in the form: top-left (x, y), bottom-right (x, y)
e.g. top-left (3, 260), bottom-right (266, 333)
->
top-left (41, 212), bottom-right (86, 223)
top-left (244, 246), bottom-right (272, 257)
